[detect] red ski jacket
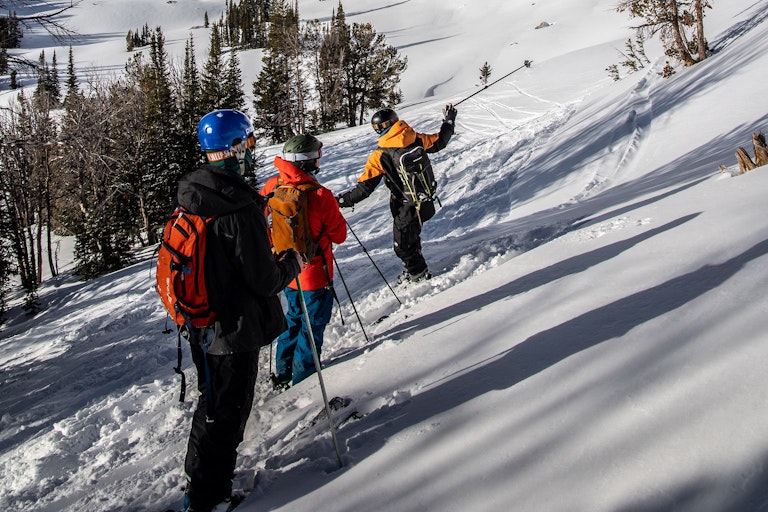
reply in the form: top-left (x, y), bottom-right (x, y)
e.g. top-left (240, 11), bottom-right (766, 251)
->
top-left (261, 157), bottom-right (347, 291)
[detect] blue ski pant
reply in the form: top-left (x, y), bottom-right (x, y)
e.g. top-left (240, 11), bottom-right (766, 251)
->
top-left (275, 286), bottom-right (333, 385)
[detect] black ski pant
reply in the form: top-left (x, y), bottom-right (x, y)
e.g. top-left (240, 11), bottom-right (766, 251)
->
top-left (390, 198), bottom-right (434, 275)
top-left (184, 341), bottom-right (259, 511)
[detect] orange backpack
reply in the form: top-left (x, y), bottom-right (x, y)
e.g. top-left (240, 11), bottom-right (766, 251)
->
top-left (155, 207), bottom-right (217, 328)
top-left (268, 180), bottom-right (321, 260)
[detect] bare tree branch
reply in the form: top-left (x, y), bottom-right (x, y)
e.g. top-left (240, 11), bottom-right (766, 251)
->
top-left (2, 1), bottom-right (80, 42)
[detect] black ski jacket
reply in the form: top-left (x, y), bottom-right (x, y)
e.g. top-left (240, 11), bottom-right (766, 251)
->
top-left (177, 164), bottom-right (300, 355)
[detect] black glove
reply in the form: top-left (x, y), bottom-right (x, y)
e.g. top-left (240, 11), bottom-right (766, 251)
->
top-left (443, 103), bottom-right (457, 124)
top-left (277, 248), bottom-right (306, 272)
top-left (336, 195), bottom-right (352, 208)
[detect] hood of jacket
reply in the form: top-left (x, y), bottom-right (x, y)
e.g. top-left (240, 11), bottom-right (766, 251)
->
top-left (378, 120), bottom-right (417, 149)
top-left (177, 164), bottom-right (261, 217)
top-left (273, 156), bottom-right (319, 186)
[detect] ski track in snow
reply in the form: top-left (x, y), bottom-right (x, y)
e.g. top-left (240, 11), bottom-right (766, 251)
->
top-left (571, 71), bottom-right (656, 203)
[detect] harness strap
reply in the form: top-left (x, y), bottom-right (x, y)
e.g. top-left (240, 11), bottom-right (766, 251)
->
top-left (201, 327), bottom-right (216, 424)
top-left (174, 328), bottom-right (186, 402)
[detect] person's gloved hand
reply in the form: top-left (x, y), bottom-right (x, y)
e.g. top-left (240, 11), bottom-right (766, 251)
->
top-left (295, 250), bottom-right (309, 270)
top-left (443, 103), bottom-right (457, 124)
top-left (278, 248), bottom-right (307, 272)
top-left (336, 195), bottom-right (353, 209)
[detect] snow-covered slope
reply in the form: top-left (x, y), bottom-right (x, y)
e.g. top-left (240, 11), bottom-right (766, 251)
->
top-left (2, 1), bottom-right (768, 511)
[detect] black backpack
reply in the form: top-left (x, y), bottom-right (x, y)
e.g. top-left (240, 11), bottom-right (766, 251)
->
top-left (383, 144), bottom-right (441, 222)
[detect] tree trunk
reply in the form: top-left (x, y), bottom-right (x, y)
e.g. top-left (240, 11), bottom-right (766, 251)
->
top-left (44, 149), bottom-right (58, 278)
top-left (753, 132), bottom-right (768, 167)
top-left (35, 210), bottom-right (43, 284)
top-left (138, 193), bottom-right (155, 245)
top-left (736, 147), bottom-right (756, 174)
top-left (693, 0), bottom-right (707, 61)
top-left (668, 0), bottom-right (695, 66)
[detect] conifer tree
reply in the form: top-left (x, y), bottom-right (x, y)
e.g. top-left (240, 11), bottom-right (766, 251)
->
top-left (252, 0), bottom-right (299, 142)
top-left (479, 61), bottom-right (492, 86)
top-left (222, 51), bottom-right (245, 111)
top-left (285, 2), bottom-right (310, 134)
top-left (34, 50), bottom-right (49, 103)
top-left (64, 46), bottom-right (78, 104)
top-left (0, 11), bottom-right (22, 49)
top-left (316, 2), bottom-right (348, 130)
top-left (0, 47), bottom-right (8, 74)
top-left (344, 22), bottom-right (406, 126)
top-left (48, 50), bottom-right (60, 103)
top-left (180, 36), bottom-right (201, 123)
top-left (137, 27), bottom-right (183, 244)
top-left (179, 35), bottom-right (204, 169)
top-left (200, 25), bottom-right (226, 112)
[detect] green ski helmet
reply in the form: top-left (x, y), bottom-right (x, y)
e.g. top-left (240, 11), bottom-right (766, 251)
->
top-left (282, 134), bottom-right (323, 173)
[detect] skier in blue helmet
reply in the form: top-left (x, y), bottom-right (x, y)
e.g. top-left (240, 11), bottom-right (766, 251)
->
top-left (175, 110), bottom-right (301, 512)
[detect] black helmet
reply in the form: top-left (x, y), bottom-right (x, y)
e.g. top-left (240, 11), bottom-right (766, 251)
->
top-left (371, 108), bottom-right (399, 134)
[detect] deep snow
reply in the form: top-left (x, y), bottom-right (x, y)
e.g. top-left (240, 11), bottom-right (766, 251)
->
top-left (2, 0), bottom-right (768, 511)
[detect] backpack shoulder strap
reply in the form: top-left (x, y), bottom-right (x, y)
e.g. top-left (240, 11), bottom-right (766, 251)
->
top-left (297, 181), bottom-right (322, 193)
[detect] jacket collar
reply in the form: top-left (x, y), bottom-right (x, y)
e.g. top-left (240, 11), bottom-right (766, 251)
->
top-left (273, 156), bottom-right (318, 186)
top-left (378, 120), bottom-right (417, 148)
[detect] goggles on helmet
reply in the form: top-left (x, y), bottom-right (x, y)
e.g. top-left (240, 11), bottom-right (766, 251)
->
top-left (282, 146), bottom-right (322, 162)
top-left (206, 133), bottom-right (256, 162)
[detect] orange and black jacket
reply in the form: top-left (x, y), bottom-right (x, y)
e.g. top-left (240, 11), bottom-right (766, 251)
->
top-left (338, 119), bottom-right (454, 206)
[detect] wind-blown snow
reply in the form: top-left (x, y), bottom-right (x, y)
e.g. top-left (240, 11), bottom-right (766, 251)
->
top-left (2, 0), bottom-right (768, 511)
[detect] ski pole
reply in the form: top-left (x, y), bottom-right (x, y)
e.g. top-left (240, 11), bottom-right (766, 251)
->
top-left (296, 276), bottom-right (344, 468)
top-left (454, 60), bottom-right (532, 107)
top-left (345, 220), bottom-right (402, 305)
top-left (332, 254), bottom-right (370, 344)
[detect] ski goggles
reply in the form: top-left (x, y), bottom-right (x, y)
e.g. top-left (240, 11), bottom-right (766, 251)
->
top-left (372, 118), bottom-right (397, 134)
top-left (282, 146), bottom-right (323, 162)
top-left (206, 133), bottom-right (256, 162)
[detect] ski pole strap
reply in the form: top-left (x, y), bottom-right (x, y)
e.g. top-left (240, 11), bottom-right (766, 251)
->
top-left (174, 328), bottom-right (186, 402)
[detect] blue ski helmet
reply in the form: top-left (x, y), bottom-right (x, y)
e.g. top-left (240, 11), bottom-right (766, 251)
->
top-left (197, 110), bottom-right (254, 151)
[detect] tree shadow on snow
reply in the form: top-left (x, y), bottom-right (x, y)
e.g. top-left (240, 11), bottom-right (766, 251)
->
top-left (260, 226), bottom-right (768, 511)
top-left (384, 213), bottom-right (699, 341)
